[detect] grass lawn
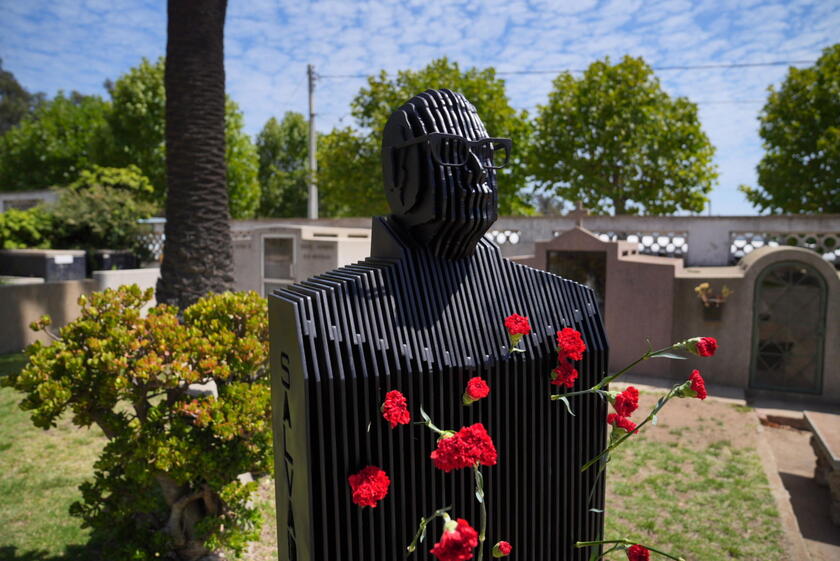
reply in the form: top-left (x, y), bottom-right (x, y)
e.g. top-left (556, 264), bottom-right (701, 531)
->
top-left (601, 390), bottom-right (788, 561)
top-left (0, 353), bottom-right (789, 561)
top-left (0, 353), bottom-right (107, 560)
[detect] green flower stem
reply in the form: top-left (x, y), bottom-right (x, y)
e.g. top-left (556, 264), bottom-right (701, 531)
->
top-left (575, 539), bottom-right (686, 561)
top-left (580, 385), bottom-right (681, 472)
top-left (474, 465), bottom-right (487, 561)
top-left (551, 342), bottom-right (681, 403)
top-left (406, 506), bottom-right (452, 554)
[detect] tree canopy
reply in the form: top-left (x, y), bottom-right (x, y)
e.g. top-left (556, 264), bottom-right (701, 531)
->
top-left (740, 43), bottom-right (840, 214)
top-left (528, 55), bottom-right (717, 215)
top-left (318, 57), bottom-right (534, 217)
top-left (107, 57), bottom-right (259, 217)
top-left (0, 58), bottom-right (44, 134)
top-left (0, 57), bottom-right (259, 218)
top-left (256, 112), bottom-right (309, 217)
top-left (0, 91), bottom-right (111, 191)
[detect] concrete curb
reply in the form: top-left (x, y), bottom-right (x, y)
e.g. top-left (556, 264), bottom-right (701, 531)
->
top-left (752, 413), bottom-right (813, 561)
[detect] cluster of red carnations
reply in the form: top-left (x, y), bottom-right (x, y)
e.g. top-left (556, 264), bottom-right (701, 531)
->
top-left (347, 373), bottom-right (504, 560)
top-left (551, 327), bottom-right (587, 388)
top-left (348, 314), bottom-right (719, 561)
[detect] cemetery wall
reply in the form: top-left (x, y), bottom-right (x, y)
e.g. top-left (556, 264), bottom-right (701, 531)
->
top-left (0, 268), bottom-right (160, 354)
top-left (0, 279), bottom-right (95, 354)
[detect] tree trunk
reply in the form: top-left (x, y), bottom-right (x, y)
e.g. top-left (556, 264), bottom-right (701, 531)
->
top-left (158, 0), bottom-right (233, 310)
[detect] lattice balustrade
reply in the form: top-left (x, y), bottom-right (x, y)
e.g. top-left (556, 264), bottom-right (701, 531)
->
top-left (553, 230), bottom-right (689, 258)
top-left (729, 231), bottom-right (840, 268)
top-left (485, 229), bottom-right (521, 245)
top-left (137, 218), bottom-right (166, 262)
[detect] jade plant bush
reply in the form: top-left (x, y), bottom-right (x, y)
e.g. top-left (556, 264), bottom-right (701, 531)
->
top-left (1, 285), bottom-right (272, 561)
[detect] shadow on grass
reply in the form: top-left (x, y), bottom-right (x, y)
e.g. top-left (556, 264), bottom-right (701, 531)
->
top-left (0, 544), bottom-right (105, 561)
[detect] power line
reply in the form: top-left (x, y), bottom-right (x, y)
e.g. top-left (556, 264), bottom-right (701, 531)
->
top-left (318, 59), bottom-right (814, 80)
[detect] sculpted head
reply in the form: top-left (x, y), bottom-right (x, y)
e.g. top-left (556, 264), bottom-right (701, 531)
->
top-left (381, 89), bottom-right (510, 260)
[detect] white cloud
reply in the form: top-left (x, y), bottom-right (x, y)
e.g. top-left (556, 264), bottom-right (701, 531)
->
top-left (0, 0), bottom-right (835, 214)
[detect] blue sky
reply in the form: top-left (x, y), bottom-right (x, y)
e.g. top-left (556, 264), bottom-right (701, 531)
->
top-left (1, 0), bottom-right (838, 215)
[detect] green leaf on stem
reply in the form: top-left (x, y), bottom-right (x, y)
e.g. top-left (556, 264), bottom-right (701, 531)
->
top-left (474, 467), bottom-right (485, 504)
top-left (557, 395), bottom-right (575, 416)
top-left (420, 406), bottom-right (432, 425)
top-left (650, 352), bottom-right (686, 360)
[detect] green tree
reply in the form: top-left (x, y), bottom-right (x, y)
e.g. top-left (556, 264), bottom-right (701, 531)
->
top-left (529, 55), bottom-right (717, 215)
top-left (0, 91), bottom-right (111, 191)
top-left (256, 112), bottom-right (309, 217)
top-left (740, 44), bottom-right (840, 213)
top-left (108, 57), bottom-right (260, 217)
top-left (0, 58), bottom-right (44, 134)
top-left (2, 287), bottom-right (272, 560)
top-left (49, 165), bottom-right (156, 257)
top-left (318, 57), bottom-right (534, 217)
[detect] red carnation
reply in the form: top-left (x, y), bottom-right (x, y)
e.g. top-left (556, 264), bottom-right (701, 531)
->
top-left (613, 386), bottom-right (640, 417)
top-left (504, 314), bottom-right (531, 336)
top-left (607, 413), bottom-right (637, 434)
top-left (556, 327), bottom-right (586, 361)
top-left (550, 359), bottom-right (578, 388)
top-left (492, 540), bottom-right (512, 557)
top-left (431, 423), bottom-right (498, 472)
top-left (347, 465), bottom-right (390, 508)
top-left (381, 390), bottom-right (410, 428)
top-left (689, 369), bottom-right (707, 400)
top-left (626, 544), bottom-right (650, 561)
top-left (686, 336), bottom-right (718, 357)
top-left (463, 377), bottom-right (490, 405)
top-left (695, 337), bottom-right (718, 357)
top-left (430, 517), bottom-right (479, 561)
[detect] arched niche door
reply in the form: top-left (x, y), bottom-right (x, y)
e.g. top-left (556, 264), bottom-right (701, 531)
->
top-left (750, 261), bottom-right (827, 394)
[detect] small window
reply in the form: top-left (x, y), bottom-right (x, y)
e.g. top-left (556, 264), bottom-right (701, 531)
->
top-left (262, 236), bottom-right (295, 294)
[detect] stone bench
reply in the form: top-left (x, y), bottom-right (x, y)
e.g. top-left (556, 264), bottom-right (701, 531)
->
top-left (806, 410), bottom-right (840, 525)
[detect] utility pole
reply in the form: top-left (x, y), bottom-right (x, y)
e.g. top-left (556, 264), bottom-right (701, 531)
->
top-left (307, 64), bottom-right (318, 219)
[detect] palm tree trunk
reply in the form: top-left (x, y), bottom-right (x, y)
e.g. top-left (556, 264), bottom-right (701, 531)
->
top-left (158, 0), bottom-right (233, 310)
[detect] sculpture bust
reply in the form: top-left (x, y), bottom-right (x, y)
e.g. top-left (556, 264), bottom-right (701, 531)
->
top-left (269, 89), bottom-right (607, 561)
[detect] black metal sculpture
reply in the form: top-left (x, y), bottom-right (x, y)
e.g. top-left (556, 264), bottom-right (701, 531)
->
top-left (269, 89), bottom-right (607, 561)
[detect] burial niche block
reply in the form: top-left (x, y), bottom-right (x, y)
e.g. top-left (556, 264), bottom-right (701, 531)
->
top-left (269, 89), bottom-right (608, 561)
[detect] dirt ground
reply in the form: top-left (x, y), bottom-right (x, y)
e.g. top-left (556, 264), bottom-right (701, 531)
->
top-left (762, 424), bottom-right (840, 561)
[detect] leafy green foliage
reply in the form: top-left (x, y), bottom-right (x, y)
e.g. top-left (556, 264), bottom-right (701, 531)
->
top-left (0, 91), bottom-right (111, 191)
top-left (0, 58), bottom-right (45, 134)
top-left (318, 57), bottom-right (534, 216)
top-left (106, 58), bottom-right (167, 201)
top-left (740, 43), bottom-right (840, 213)
top-left (107, 57), bottom-right (260, 218)
top-left (256, 112), bottom-right (309, 217)
top-left (224, 98), bottom-right (261, 219)
top-left (529, 55), bottom-right (717, 215)
top-left (0, 57), bottom-right (260, 218)
top-left (49, 166), bottom-right (156, 256)
top-left (0, 205), bottom-right (53, 249)
top-left (1, 287), bottom-right (272, 560)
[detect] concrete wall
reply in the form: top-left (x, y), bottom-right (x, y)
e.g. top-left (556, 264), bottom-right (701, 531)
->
top-left (232, 224), bottom-right (371, 295)
top-left (493, 214), bottom-right (840, 266)
top-left (516, 227), bottom-right (682, 377)
top-left (0, 268), bottom-right (161, 354)
top-left (0, 279), bottom-right (95, 354)
top-left (671, 247), bottom-right (840, 403)
top-left (0, 189), bottom-right (58, 211)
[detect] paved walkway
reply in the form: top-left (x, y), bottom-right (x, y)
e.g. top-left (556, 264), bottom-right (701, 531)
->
top-left (616, 374), bottom-right (840, 561)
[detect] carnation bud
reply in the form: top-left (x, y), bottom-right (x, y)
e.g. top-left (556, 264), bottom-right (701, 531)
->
top-left (492, 540), bottom-right (513, 557)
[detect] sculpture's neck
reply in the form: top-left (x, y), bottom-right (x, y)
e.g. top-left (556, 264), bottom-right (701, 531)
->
top-left (370, 216), bottom-right (500, 262)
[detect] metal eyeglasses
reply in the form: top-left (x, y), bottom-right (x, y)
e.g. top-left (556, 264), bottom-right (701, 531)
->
top-left (391, 132), bottom-right (512, 169)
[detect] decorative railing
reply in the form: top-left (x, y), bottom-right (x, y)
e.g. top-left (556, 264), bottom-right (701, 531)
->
top-left (730, 231), bottom-right (840, 268)
top-left (550, 230), bottom-right (689, 259)
top-left (485, 229), bottom-right (522, 245)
